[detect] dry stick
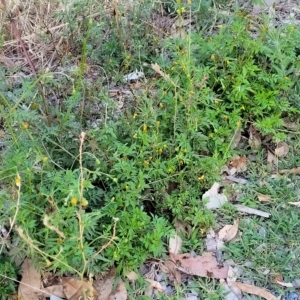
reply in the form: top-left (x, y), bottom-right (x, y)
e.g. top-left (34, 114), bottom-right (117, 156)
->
top-left (0, 274), bottom-right (54, 298)
top-left (9, 19), bottom-right (37, 77)
top-left (78, 132), bottom-right (87, 279)
top-left (278, 167), bottom-right (300, 175)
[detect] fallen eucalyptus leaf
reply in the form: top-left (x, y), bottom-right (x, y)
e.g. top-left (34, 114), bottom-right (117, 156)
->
top-left (232, 282), bottom-right (279, 300)
top-left (218, 220), bottom-right (239, 242)
top-left (274, 142), bottom-right (289, 157)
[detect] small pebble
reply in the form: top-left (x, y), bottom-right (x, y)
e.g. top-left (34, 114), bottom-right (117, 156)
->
top-left (284, 292), bottom-right (300, 300)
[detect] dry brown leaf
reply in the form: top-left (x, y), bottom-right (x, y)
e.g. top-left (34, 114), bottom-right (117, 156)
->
top-left (18, 258), bottom-right (41, 300)
top-left (160, 259), bottom-right (182, 284)
top-left (267, 150), bottom-right (276, 167)
top-left (151, 63), bottom-right (172, 83)
top-left (232, 282), bottom-right (278, 300)
top-left (248, 125), bottom-right (261, 150)
top-left (230, 156), bottom-right (247, 173)
top-left (93, 269), bottom-right (127, 300)
top-left (274, 142), bottom-right (289, 157)
top-left (62, 277), bottom-right (98, 300)
top-left (108, 280), bottom-right (127, 300)
top-left (289, 202), bottom-right (300, 207)
top-left (220, 279), bottom-right (242, 300)
top-left (276, 281), bottom-right (293, 287)
top-left (218, 220), bottom-right (239, 242)
top-left (169, 232), bottom-right (182, 255)
top-left (170, 252), bottom-right (228, 279)
top-left (174, 219), bottom-right (190, 236)
top-left (231, 130), bottom-right (242, 150)
top-left (93, 273), bottom-right (114, 300)
top-left (126, 271), bottom-right (138, 281)
top-left (38, 285), bottom-right (65, 298)
top-left (257, 194), bottom-right (272, 202)
top-left (146, 279), bottom-right (165, 292)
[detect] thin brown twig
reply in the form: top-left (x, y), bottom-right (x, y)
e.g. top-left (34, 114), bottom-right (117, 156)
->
top-left (9, 19), bottom-right (37, 77)
top-left (90, 217), bottom-right (118, 262)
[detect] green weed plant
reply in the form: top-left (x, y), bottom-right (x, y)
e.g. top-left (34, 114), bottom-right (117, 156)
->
top-left (0, 0), bottom-right (299, 290)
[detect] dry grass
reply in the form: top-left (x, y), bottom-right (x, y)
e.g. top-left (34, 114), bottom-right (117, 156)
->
top-left (0, 0), bottom-right (115, 72)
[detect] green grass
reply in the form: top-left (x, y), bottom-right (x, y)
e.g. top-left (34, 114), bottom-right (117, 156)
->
top-left (0, 0), bottom-right (300, 298)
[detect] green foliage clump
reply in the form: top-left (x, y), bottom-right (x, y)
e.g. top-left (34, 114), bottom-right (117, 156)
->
top-left (0, 0), bottom-right (299, 281)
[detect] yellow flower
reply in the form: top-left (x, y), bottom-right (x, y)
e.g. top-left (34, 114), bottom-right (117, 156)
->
top-left (218, 24), bottom-right (223, 29)
top-left (143, 160), bottom-right (149, 167)
top-left (143, 124), bottom-right (147, 132)
top-left (81, 199), bottom-right (89, 207)
top-left (241, 105), bottom-right (245, 110)
top-left (182, 149), bottom-right (187, 153)
top-left (157, 148), bottom-right (163, 154)
top-left (211, 54), bottom-right (215, 61)
top-left (209, 133), bottom-right (214, 138)
top-left (215, 99), bottom-right (220, 105)
top-left (180, 50), bottom-right (185, 55)
top-left (198, 175), bottom-right (205, 181)
top-left (42, 157), bottom-right (48, 163)
top-left (31, 102), bottom-right (38, 109)
top-left (190, 90), bottom-right (194, 95)
top-left (176, 7), bottom-right (185, 14)
top-left (133, 133), bottom-right (137, 139)
top-left (125, 185), bottom-right (129, 190)
top-left (15, 176), bottom-right (21, 187)
top-left (159, 103), bottom-right (164, 108)
top-left (22, 123), bottom-right (29, 130)
top-left (133, 113), bottom-right (137, 118)
top-left (57, 238), bottom-right (63, 244)
top-left (237, 120), bottom-right (242, 127)
top-left (70, 198), bottom-right (77, 206)
top-left (226, 60), bottom-right (230, 65)
top-left (126, 55), bottom-right (131, 60)
top-left (167, 167), bottom-right (173, 173)
top-left (46, 259), bottom-right (52, 267)
top-left (175, 147), bottom-right (179, 152)
top-left (261, 25), bottom-right (267, 32)
top-left (223, 115), bottom-right (228, 121)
